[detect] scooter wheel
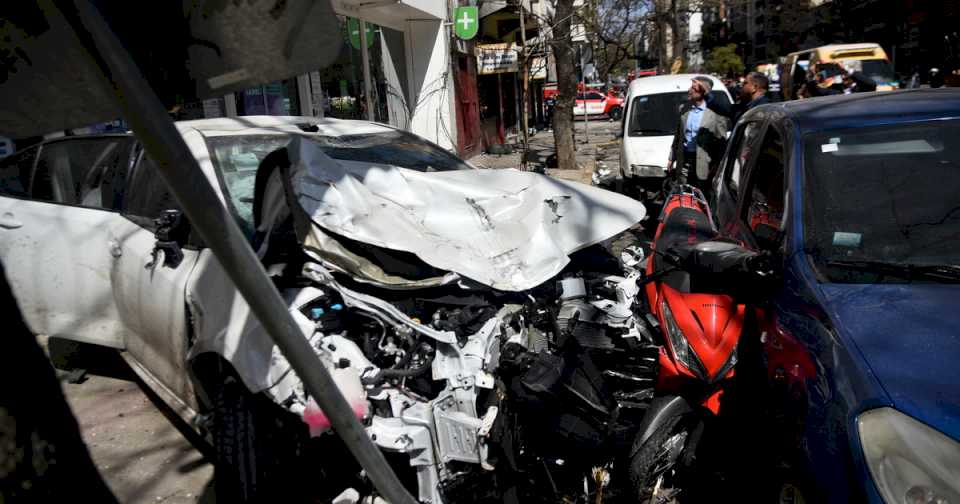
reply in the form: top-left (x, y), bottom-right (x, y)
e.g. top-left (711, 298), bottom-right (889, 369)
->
top-left (628, 412), bottom-right (692, 503)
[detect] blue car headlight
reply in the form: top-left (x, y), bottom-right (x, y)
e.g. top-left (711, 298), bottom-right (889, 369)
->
top-left (859, 407), bottom-right (960, 504)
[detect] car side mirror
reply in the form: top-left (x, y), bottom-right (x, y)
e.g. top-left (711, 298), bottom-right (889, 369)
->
top-left (152, 209), bottom-right (190, 268)
top-left (615, 130), bottom-right (623, 139)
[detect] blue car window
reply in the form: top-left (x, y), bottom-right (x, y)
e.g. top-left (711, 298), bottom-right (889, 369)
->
top-left (803, 120), bottom-right (960, 282)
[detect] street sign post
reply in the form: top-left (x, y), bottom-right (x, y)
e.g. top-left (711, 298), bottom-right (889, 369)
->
top-left (454, 7), bottom-right (478, 40)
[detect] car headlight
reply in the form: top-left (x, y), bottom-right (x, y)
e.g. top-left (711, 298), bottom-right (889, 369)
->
top-left (629, 164), bottom-right (665, 178)
top-left (859, 407), bottom-right (960, 504)
top-left (660, 299), bottom-right (708, 380)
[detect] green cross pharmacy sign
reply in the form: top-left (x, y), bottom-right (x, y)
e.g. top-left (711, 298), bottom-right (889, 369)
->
top-left (454, 7), bottom-right (478, 40)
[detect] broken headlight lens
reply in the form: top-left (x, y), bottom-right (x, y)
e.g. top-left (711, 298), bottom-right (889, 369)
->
top-left (859, 407), bottom-right (960, 504)
top-left (660, 299), bottom-right (707, 380)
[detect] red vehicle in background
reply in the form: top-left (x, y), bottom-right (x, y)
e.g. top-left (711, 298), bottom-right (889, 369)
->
top-left (543, 83), bottom-right (625, 120)
top-left (575, 86), bottom-right (624, 120)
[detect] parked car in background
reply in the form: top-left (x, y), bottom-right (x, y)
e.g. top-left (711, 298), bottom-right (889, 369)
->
top-left (710, 89), bottom-right (960, 504)
top-left (618, 74), bottom-right (732, 198)
top-left (574, 89), bottom-right (624, 120)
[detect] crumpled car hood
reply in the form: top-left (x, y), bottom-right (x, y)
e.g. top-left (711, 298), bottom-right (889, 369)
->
top-left (286, 136), bottom-right (647, 291)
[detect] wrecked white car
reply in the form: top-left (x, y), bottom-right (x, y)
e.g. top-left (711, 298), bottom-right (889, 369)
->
top-left (0, 116), bottom-right (658, 502)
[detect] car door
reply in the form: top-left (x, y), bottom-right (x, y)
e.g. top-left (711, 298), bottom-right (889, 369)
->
top-left (0, 137), bottom-right (137, 348)
top-left (110, 149), bottom-right (202, 409)
top-left (573, 93), bottom-right (587, 116)
top-left (732, 124), bottom-right (788, 252)
top-left (712, 119), bottom-right (765, 236)
top-left (586, 92), bottom-right (607, 115)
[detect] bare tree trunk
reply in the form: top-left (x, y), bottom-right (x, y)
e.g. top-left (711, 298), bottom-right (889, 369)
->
top-left (552, 0), bottom-right (578, 171)
top-left (671, 0), bottom-right (685, 70)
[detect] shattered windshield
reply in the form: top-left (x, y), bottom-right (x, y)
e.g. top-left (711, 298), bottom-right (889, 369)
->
top-left (206, 130), bottom-right (472, 238)
top-left (309, 129), bottom-right (472, 172)
top-left (627, 91), bottom-right (730, 137)
top-left (804, 120), bottom-right (960, 283)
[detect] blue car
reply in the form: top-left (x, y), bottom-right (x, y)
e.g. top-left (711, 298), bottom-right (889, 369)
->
top-left (710, 89), bottom-right (960, 503)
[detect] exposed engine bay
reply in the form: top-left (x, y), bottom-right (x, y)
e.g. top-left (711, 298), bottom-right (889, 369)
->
top-left (261, 244), bottom-right (658, 503)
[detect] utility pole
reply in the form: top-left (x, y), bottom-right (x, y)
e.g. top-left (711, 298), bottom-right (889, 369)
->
top-left (519, 0), bottom-right (530, 170)
top-left (579, 43), bottom-right (589, 144)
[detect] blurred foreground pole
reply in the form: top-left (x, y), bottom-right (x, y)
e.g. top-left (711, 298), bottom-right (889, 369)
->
top-left (54, 1), bottom-right (417, 502)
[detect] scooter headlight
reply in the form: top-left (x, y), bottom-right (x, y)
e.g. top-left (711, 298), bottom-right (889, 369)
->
top-left (859, 407), bottom-right (960, 504)
top-left (660, 299), bottom-right (708, 380)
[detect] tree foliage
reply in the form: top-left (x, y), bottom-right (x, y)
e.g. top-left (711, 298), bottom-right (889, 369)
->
top-left (705, 43), bottom-right (744, 77)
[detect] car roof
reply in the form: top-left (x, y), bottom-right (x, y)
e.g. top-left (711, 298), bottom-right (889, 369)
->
top-left (789, 42), bottom-right (883, 56)
top-left (745, 89), bottom-right (960, 134)
top-left (627, 74), bottom-right (727, 97)
top-left (175, 115), bottom-right (397, 137)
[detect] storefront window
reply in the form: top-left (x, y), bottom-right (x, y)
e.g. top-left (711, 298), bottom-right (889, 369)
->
top-left (319, 16), bottom-right (366, 120)
top-left (378, 26), bottom-right (410, 129)
top-left (236, 79), bottom-right (300, 116)
top-left (316, 17), bottom-right (409, 127)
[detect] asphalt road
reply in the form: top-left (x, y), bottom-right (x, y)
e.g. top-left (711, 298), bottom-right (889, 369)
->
top-left (45, 338), bottom-right (214, 504)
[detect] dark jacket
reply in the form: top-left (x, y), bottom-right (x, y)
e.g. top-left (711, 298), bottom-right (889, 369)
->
top-left (706, 93), bottom-right (770, 126)
top-left (804, 72), bottom-right (877, 97)
top-left (669, 102), bottom-right (729, 180)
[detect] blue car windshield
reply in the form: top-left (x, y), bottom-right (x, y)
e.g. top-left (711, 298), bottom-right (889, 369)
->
top-left (803, 120), bottom-right (960, 283)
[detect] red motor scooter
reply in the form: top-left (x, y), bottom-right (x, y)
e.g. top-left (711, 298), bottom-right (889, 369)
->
top-left (626, 182), bottom-right (774, 503)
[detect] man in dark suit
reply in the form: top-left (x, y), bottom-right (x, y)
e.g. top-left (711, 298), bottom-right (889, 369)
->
top-left (667, 76), bottom-right (730, 193)
top-left (803, 63), bottom-right (877, 96)
top-left (696, 71), bottom-right (771, 126)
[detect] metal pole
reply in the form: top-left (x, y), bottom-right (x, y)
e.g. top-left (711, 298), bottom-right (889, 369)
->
top-left (519, 1), bottom-right (530, 170)
top-left (497, 71), bottom-right (505, 141)
top-left (59, 2), bottom-right (416, 503)
top-left (360, 19), bottom-right (376, 121)
top-left (580, 43), bottom-right (589, 144)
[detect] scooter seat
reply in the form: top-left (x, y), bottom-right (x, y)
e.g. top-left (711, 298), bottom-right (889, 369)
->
top-left (653, 207), bottom-right (717, 260)
top-left (652, 207), bottom-right (717, 293)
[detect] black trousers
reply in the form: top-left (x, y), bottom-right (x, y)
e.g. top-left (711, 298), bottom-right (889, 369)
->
top-left (679, 155), bottom-right (706, 188)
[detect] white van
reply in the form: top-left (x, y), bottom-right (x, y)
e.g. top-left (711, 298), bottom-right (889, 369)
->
top-left (619, 74), bottom-right (732, 194)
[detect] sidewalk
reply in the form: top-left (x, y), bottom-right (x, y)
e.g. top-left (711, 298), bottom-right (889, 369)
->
top-left (468, 120), bottom-right (622, 187)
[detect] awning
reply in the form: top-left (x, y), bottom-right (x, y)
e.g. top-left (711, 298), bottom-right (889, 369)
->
top-left (333, 0), bottom-right (444, 27)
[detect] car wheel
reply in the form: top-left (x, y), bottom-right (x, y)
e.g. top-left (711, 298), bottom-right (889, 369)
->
top-left (213, 374), bottom-right (303, 503)
top-left (628, 412), bottom-right (692, 503)
top-left (776, 482), bottom-right (808, 504)
top-left (608, 106), bottom-right (622, 121)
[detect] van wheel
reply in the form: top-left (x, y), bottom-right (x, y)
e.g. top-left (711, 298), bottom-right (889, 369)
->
top-left (608, 106), bottom-right (622, 121)
top-left (213, 375), bottom-right (303, 503)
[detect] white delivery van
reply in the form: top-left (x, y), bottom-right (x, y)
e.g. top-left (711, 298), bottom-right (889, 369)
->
top-left (618, 74), bottom-right (732, 196)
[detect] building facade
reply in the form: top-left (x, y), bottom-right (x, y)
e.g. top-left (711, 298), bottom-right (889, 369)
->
top-left (177, 0), bottom-right (459, 152)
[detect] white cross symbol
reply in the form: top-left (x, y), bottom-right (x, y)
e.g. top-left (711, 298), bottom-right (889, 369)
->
top-left (458, 11), bottom-right (474, 32)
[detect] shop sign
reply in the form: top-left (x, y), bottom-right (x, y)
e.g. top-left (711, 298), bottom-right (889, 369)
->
top-left (476, 43), bottom-right (519, 75)
top-left (348, 18), bottom-right (375, 50)
top-left (454, 7), bottom-right (478, 40)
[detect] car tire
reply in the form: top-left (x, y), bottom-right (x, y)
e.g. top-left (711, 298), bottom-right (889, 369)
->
top-left (213, 374), bottom-right (302, 503)
top-left (628, 411), bottom-right (692, 503)
top-left (608, 106), bottom-right (622, 121)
